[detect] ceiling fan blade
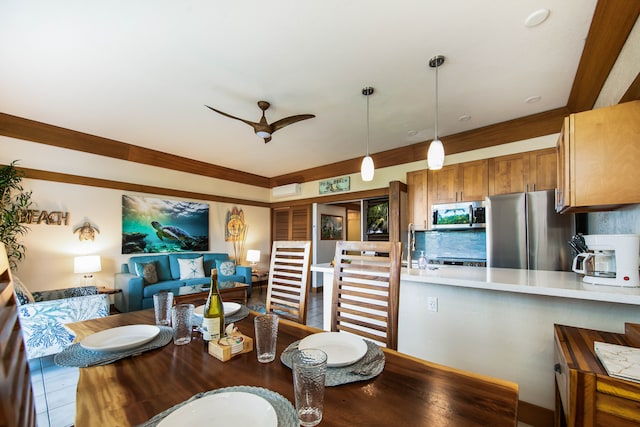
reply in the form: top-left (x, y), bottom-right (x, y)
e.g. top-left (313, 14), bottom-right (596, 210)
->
top-left (205, 105), bottom-right (260, 129)
top-left (263, 135), bottom-right (272, 143)
top-left (270, 114), bottom-right (315, 133)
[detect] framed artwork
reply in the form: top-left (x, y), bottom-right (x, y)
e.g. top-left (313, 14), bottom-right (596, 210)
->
top-left (121, 195), bottom-right (209, 254)
top-left (320, 214), bottom-right (343, 240)
top-left (319, 177), bottom-right (350, 195)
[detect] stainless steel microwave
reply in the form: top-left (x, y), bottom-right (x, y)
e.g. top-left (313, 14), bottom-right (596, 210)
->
top-left (431, 201), bottom-right (486, 229)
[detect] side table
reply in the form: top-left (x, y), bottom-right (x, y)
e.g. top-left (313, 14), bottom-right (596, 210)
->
top-left (97, 287), bottom-right (122, 314)
top-left (252, 270), bottom-right (269, 292)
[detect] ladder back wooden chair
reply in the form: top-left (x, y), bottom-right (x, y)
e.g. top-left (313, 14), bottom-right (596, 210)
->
top-left (266, 241), bottom-right (312, 324)
top-left (331, 240), bottom-right (401, 350)
top-left (0, 244), bottom-right (37, 427)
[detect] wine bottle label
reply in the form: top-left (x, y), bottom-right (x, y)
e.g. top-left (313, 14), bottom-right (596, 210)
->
top-left (202, 317), bottom-right (222, 341)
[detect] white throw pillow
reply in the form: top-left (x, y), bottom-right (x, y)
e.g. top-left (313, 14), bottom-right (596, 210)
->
top-left (177, 256), bottom-right (205, 279)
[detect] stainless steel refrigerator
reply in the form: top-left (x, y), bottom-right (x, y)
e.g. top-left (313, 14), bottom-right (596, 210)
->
top-left (486, 190), bottom-right (575, 271)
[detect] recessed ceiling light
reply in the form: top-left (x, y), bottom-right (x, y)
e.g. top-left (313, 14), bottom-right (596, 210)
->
top-left (525, 96), bottom-right (542, 104)
top-left (458, 115), bottom-right (472, 122)
top-left (525, 9), bottom-right (550, 27)
top-left (407, 130), bottom-right (418, 136)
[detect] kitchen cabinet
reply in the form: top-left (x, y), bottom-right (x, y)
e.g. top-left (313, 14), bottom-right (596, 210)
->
top-left (488, 148), bottom-right (557, 196)
top-left (554, 323), bottom-right (640, 427)
top-left (556, 100), bottom-right (640, 213)
top-left (406, 169), bottom-right (429, 230)
top-left (429, 159), bottom-right (488, 204)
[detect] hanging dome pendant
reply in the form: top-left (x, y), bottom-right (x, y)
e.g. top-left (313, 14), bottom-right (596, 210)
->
top-left (428, 55), bottom-right (445, 170)
top-left (361, 86), bottom-right (375, 181)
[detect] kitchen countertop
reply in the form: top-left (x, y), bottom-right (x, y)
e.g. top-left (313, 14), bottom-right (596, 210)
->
top-left (311, 263), bottom-right (640, 305)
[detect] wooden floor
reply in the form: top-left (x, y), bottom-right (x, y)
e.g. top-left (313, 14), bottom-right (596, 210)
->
top-left (29, 288), bottom-right (323, 427)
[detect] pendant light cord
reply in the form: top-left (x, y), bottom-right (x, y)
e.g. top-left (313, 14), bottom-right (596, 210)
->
top-left (366, 91), bottom-right (371, 156)
top-left (434, 62), bottom-right (439, 140)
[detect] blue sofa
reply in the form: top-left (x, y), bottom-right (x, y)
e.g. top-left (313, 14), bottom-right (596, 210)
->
top-left (114, 252), bottom-right (252, 312)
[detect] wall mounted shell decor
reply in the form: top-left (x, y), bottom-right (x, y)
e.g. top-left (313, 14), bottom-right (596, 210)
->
top-left (73, 222), bottom-right (100, 241)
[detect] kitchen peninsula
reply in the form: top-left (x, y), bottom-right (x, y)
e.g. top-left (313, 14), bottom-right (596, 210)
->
top-left (311, 263), bottom-right (640, 412)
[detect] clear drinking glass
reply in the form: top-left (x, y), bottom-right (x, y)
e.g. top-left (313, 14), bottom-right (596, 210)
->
top-left (254, 314), bottom-right (279, 363)
top-left (292, 348), bottom-right (327, 427)
top-left (171, 303), bottom-right (194, 345)
top-left (153, 290), bottom-right (173, 326)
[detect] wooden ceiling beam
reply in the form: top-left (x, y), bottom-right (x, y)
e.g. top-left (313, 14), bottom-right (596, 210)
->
top-left (271, 107), bottom-right (569, 187)
top-left (567, 0), bottom-right (640, 113)
top-left (0, 112), bottom-right (270, 188)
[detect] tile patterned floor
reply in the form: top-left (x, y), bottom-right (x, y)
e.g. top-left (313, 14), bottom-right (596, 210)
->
top-left (28, 287), bottom-right (323, 427)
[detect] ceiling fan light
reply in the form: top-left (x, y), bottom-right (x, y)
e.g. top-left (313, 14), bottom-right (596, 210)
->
top-left (361, 155), bottom-right (375, 181)
top-left (255, 130), bottom-right (271, 138)
top-left (427, 139), bottom-right (444, 170)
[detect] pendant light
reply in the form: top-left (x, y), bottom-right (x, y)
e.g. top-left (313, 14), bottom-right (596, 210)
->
top-left (360, 86), bottom-right (375, 181)
top-left (428, 55), bottom-right (445, 170)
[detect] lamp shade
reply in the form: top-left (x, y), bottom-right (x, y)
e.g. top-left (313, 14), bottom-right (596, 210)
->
top-left (246, 249), bottom-right (261, 264)
top-left (74, 255), bottom-right (102, 274)
top-left (361, 155), bottom-right (375, 181)
top-left (427, 139), bottom-right (445, 170)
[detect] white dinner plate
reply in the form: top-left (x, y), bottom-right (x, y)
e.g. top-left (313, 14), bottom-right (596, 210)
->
top-left (158, 392), bottom-right (277, 427)
top-left (193, 302), bottom-right (242, 317)
top-left (80, 324), bottom-right (160, 352)
top-left (298, 332), bottom-right (368, 367)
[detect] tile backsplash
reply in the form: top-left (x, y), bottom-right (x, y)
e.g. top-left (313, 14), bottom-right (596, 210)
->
top-left (413, 229), bottom-right (486, 260)
top-left (587, 204), bottom-right (640, 235)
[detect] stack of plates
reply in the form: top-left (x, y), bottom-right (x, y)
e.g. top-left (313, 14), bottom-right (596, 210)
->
top-left (158, 392), bottom-right (277, 426)
top-left (193, 302), bottom-right (242, 317)
top-left (298, 332), bottom-right (368, 367)
top-left (80, 325), bottom-right (160, 352)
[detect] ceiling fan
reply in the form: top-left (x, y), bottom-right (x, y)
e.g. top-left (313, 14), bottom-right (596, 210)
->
top-left (205, 101), bottom-right (315, 143)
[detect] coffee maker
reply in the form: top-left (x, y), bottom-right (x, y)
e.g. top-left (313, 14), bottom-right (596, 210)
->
top-left (572, 234), bottom-right (640, 287)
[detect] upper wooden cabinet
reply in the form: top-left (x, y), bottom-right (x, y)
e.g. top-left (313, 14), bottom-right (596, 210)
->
top-left (488, 148), bottom-right (557, 196)
top-left (429, 159), bottom-right (488, 204)
top-left (406, 169), bottom-right (429, 230)
top-left (556, 100), bottom-right (640, 213)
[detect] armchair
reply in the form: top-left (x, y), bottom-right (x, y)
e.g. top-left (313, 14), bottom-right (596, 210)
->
top-left (14, 276), bottom-right (110, 359)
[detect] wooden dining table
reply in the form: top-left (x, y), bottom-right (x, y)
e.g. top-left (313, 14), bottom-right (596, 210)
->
top-left (67, 309), bottom-right (519, 426)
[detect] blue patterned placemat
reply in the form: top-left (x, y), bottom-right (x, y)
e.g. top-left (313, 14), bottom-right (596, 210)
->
top-left (54, 326), bottom-right (173, 368)
top-left (137, 385), bottom-right (298, 427)
top-left (280, 339), bottom-right (385, 386)
top-left (191, 305), bottom-right (250, 327)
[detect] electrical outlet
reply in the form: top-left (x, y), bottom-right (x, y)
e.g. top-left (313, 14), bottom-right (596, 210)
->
top-left (427, 296), bottom-right (438, 312)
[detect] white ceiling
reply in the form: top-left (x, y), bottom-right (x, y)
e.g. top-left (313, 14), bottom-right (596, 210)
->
top-left (0, 1), bottom-right (598, 178)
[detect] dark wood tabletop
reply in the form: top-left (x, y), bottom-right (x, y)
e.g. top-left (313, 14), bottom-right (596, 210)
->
top-left (67, 309), bottom-right (518, 427)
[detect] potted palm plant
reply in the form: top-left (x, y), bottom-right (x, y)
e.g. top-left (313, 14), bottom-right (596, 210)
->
top-left (0, 161), bottom-right (32, 269)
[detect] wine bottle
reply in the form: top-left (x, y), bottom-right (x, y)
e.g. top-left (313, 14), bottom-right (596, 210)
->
top-left (202, 269), bottom-right (225, 342)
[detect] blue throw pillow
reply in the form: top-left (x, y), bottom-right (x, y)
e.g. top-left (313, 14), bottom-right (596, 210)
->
top-left (215, 259), bottom-right (236, 277)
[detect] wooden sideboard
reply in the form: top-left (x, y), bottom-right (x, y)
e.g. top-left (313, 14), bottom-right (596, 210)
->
top-left (554, 323), bottom-right (640, 426)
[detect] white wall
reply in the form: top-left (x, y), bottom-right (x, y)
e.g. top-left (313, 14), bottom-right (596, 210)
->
top-left (14, 178), bottom-right (271, 292)
top-left (1, 136), bottom-right (272, 292)
top-left (311, 203), bottom-right (347, 288)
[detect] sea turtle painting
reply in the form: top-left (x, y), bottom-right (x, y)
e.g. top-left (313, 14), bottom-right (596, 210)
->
top-left (151, 221), bottom-right (195, 247)
top-left (73, 222), bottom-right (100, 241)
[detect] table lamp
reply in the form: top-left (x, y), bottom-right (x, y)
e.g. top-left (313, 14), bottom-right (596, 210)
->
top-left (246, 250), bottom-right (260, 267)
top-left (74, 255), bottom-right (102, 286)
